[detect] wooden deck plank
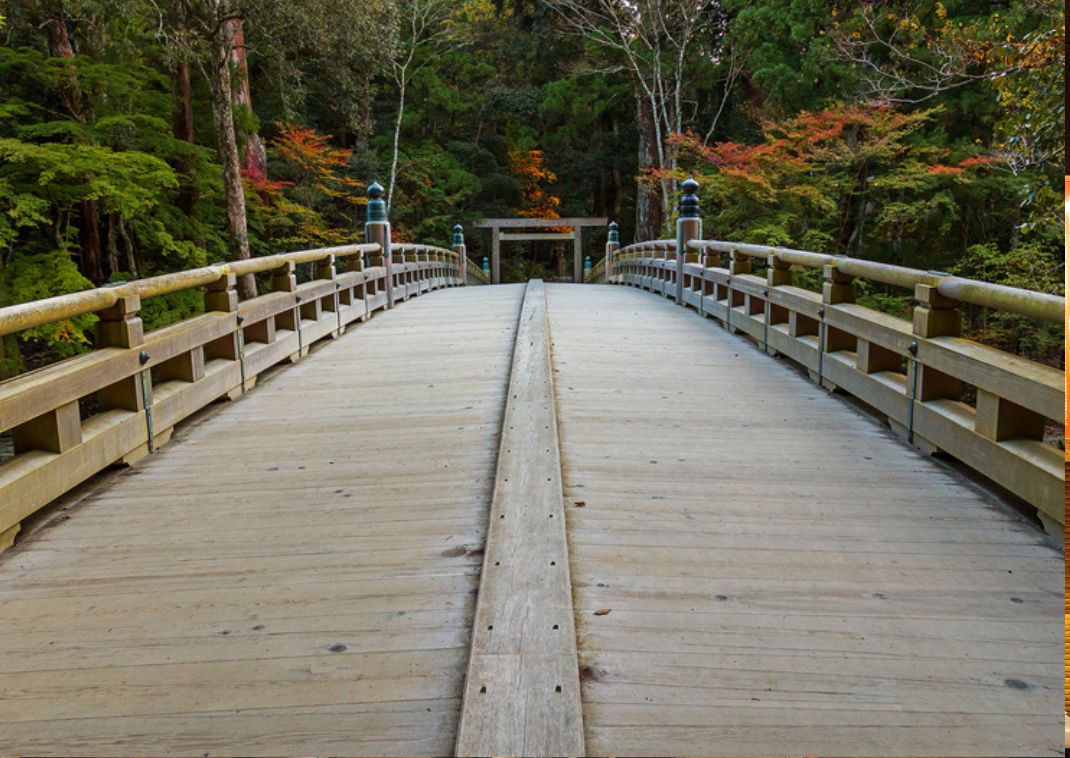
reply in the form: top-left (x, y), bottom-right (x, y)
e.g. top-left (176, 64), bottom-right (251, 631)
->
top-left (455, 280), bottom-right (585, 756)
top-left (545, 283), bottom-right (1062, 757)
top-left (0, 284), bottom-right (526, 756)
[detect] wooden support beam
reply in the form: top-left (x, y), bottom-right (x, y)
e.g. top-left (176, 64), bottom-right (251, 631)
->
top-left (13, 401), bottom-right (81, 454)
top-left (572, 227), bottom-right (583, 283)
top-left (975, 389), bottom-right (1045, 441)
top-left (491, 226), bottom-right (501, 285)
top-left (456, 280), bottom-right (584, 757)
top-left (499, 232), bottom-right (575, 242)
top-left (474, 217), bottom-right (607, 229)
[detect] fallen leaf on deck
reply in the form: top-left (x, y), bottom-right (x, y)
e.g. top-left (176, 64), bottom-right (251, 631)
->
top-left (575, 501), bottom-right (586, 507)
top-left (593, 608), bottom-right (611, 616)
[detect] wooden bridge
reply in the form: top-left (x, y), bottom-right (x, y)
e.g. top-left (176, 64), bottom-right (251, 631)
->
top-left (0, 181), bottom-right (1063, 756)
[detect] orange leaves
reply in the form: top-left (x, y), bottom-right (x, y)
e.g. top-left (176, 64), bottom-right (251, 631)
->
top-left (273, 122), bottom-right (352, 174)
top-left (672, 104), bottom-right (947, 193)
top-left (271, 121), bottom-right (363, 208)
top-left (926, 164), bottom-right (963, 175)
top-left (241, 168), bottom-right (293, 200)
top-left (957, 156), bottom-right (996, 170)
top-left (510, 149), bottom-right (565, 228)
top-left (512, 148), bottom-right (557, 185)
top-left (246, 121), bottom-right (364, 247)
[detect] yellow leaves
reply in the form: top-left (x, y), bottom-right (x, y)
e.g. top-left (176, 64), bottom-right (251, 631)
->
top-left (510, 149), bottom-right (563, 223)
top-left (53, 319), bottom-right (91, 348)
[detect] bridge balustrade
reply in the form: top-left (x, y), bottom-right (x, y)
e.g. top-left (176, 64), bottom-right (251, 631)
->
top-left (592, 178), bottom-right (1064, 533)
top-left (0, 183), bottom-right (478, 552)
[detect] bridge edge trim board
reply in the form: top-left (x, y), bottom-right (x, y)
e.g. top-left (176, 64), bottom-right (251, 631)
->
top-left (454, 279), bottom-right (585, 757)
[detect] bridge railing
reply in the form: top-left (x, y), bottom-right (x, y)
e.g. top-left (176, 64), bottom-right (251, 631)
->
top-left (602, 179), bottom-right (1064, 533)
top-left (467, 257), bottom-right (490, 285)
top-left (0, 183), bottom-right (475, 552)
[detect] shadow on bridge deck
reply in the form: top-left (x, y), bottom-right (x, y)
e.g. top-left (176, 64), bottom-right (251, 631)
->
top-left (0, 282), bottom-right (1060, 756)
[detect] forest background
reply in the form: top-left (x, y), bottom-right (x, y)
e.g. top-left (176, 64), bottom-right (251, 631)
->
top-left (0, 0), bottom-right (1063, 376)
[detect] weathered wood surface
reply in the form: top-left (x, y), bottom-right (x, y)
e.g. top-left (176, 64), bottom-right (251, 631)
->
top-left (0, 284), bottom-right (525, 756)
top-left (0, 280), bottom-right (1059, 757)
top-left (545, 283), bottom-right (1063, 757)
top-left (456, 281), bottom-right (584, 756)
top-left (612, 246), bottom-right (1064, 530)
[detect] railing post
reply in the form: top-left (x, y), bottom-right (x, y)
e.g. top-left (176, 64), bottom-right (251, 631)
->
top-left (95, 293), bottom-right (146, 413)
top-left (812, 262), bottom-right (857, 389)
top-left (675, 176), bottom-right (701, 305)
top-left (729, 248), bottom-right (751, 276)
top-left (910, 282), bottom-right (962, 403)
top-left (605, 221), bottom-right (619, 282)
top-left (365, 181), bottom-right (393, 309)
top-left (453, 224), bottom-right (466, 286)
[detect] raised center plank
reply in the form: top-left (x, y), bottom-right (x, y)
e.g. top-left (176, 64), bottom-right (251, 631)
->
top-left (0, 284), bottom-right (525, 756)
top-left (455, 280), bottom-right (585, 757)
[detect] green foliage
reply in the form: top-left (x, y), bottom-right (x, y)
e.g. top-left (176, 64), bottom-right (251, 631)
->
top-left (0, 138), bottom-right (177, 217)
top-left (726, 0), bottom-right (855, 114)
top-left (1, 250), bottom-right (96, 358)
top-left (0, 0), bottom-right (1062, 373)
top-left (390, 142), bottom-right (481, 243)
top-left (952, 241), bottom-right (1063, 361)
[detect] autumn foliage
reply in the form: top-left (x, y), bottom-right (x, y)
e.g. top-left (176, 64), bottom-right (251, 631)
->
top-left (666, 101), bottom-right (1061, 359)
top-left (510, 149), bottom-right (568, 231)
top-left (662, 104), bottom-right (1000, 258)
top-left (242, 122), bottom-right (364, 250)
top-left (271, 123), bottom-right (364, 202)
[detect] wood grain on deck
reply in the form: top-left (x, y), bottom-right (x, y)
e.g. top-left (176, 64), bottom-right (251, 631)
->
top-left (0, 284), bottom-right (525, 756)
top-left (546, 283), bottom-right (1062, 757)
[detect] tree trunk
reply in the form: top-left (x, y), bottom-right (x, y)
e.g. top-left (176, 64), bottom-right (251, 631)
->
top-left (635, 94), bottom-right (663, 243)
top-left (45, 4), bottom-right (104, 284)
top-left (170, 58), bottom-right (199, 218)
top-left (227, 17), bottom-right (267, 181)
top-left (45, 8), bottom-right (81, 115)
top-left (120, 218), bottom-right (139, 278)
top-left (387, 73), bottom-right (407, 213)
top-left (77, 200), bottom-right (104, 282)
top-left (106, 213), bottom-right (120, 275)
top-left (210, 12), bottom-right (256, 298)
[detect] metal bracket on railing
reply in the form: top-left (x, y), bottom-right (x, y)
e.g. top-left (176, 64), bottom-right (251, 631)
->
top-left (907, 340), bottom-right (919, 444)
top-left (817, 306), bottom-right (826, 389)
top-left (335, 282), bottom-right (343, 333)
top-left (138, 350), bottom-right (155, 454)
top-left (763, 288), bottom-right (770, 353)
top-left (235, 315), bottom-right (247, 391)
top-left (293, 297), bottom-right (304, 358)
top-left (725, 278), bottom-right (732, 333)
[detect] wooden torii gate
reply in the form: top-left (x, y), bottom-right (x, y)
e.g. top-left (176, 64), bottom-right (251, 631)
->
top-left (474, 217), bottom-right (607, 284)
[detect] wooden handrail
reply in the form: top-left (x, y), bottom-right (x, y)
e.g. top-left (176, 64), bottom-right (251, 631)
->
top-left (686, 239), bottom-right (1063, 324)
top-left (0, 233), bottom-right (470, 552)
top-left (0, 243), bottom-right (382, 338)
top-left (466, 257), bottom-right (490, 284)
top-left (392, 242), bottom-right (460, 258)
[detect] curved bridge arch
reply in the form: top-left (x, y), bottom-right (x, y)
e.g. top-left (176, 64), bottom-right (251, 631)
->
top-left (0, 278), bottom-right (1061, 756)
